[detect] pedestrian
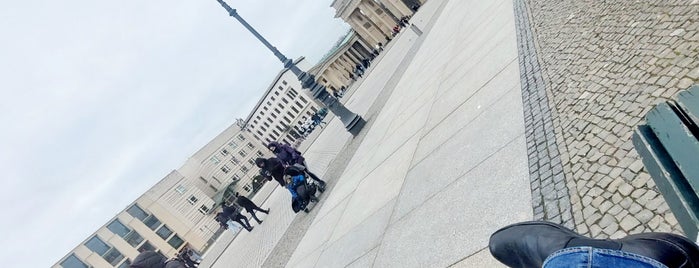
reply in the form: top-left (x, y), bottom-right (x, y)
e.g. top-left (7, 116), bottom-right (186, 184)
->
top-left (489, 220), bottom-right (699, 267)
top-left (221, 203), bottom-right (253, 231)
top-left (176, 248), bottom-right (198, 268)
top-left (255, 157), bottom-right (286, 186)
top-left (266, 141), bottom-right (326, 187)
top-left (130, 251), bottom-right (187, 268)
top-left (235, 192), bottom-right (269, 224)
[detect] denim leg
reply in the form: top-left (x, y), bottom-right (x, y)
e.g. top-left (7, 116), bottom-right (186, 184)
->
top-left (543, 247), bottom-right (668, 268)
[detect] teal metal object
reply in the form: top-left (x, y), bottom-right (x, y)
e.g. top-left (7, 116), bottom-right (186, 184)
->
top-left (633, 85), bottom-right (699, 243)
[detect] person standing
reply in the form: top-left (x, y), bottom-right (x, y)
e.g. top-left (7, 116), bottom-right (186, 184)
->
top-left (221, 203), bottom-right (253, 232)
top-left (266, 141), bottom-right (326, 188)
top-left (256, 157), bottom-right (286, 186)
top-left (235, 192), bottom-right (269, 224)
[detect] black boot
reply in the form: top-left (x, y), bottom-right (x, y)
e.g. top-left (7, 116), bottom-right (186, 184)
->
top-left (490, 221), bottom-right (699, 268)
top-left (617, 232), bottom-right (699, 268)
top-left (489, 221), bottom-right (583, 267)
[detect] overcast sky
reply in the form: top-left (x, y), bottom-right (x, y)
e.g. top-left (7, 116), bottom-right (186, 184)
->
top-left (0, 0), bottom-right (349, 266)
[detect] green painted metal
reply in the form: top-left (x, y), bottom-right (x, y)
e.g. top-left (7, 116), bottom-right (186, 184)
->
top-left (633, 126), bottom-right (699, 241)
top-left (633, 84), bottom-right (699, 242)
top-left (646, 103), bottom-right (699, 196)
top-left (676, 85), bottom-right (699, 127)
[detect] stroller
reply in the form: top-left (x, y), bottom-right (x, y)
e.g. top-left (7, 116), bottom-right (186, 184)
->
top-left (285, 164), bottom-right (324, 213)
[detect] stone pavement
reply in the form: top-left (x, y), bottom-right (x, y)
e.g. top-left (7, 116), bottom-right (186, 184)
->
top-left (517, 0), bottom-right (699, 239)
top-left (203, 0), bottom-right (699, 267)
top-left (286, 0), bottom-right (531, 266)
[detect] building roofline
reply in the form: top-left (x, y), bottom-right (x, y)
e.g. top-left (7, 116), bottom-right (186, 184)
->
top-left (240, 57), bottom-right (306, 126)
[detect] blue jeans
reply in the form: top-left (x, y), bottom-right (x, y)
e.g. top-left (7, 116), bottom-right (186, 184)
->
top-left (543, 247), bottom-right (667, 268)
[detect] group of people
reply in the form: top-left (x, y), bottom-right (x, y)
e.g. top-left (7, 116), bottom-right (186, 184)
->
top-left (215, 192), bottom-right (269, 232)
top-left (255, 141), bottom-right (326, 212)
top-left (296, 108), bottom-right (329, 138)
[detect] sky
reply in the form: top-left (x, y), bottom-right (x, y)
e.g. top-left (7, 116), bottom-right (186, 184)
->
top-left (0, 0), bottom-right (349, 266)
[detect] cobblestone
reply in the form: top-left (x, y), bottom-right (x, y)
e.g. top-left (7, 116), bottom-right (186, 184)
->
top-left (515, 0), bottom-right (694, 238)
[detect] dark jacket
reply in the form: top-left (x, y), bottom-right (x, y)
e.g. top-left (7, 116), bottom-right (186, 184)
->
top-left (236, 196), bottom-right (255, 208)
top-left (268, 141), bottom-right (304, 165)
top-left (130, 251), bottom-right (186, 268)
top-left (259, 157), bottom-right (286, 185)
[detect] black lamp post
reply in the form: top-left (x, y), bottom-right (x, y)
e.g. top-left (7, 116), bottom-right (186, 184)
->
top-left (215, 0), bottom-right (365, 136)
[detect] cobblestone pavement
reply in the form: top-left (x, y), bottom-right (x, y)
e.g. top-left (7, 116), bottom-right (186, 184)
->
top-left (516, 0), bottom-right (699, 238)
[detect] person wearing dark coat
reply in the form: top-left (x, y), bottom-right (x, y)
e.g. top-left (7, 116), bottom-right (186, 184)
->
top-left (256, 157), bottom-right (286, 186)
top-left (235, 192), bottom-right (269, 224)
top-left (221, 203), bottom-right (253, 231)
top-left (130, 251), bottom-right (187, 268)
top-left (266, 142), bottom-right (326, 187)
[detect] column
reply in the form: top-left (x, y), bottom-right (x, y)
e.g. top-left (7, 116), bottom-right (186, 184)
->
top-left (358, 0), bottom-right (395, 35)
top-left (347, 14), bottom-right (381, 47)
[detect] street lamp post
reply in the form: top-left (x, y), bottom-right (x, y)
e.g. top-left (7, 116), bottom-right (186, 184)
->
top-left (215, 0), bottom-right (366, 136)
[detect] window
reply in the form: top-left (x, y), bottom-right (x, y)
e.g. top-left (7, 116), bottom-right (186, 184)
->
top-left (281, 98), bottom-right (289, 104)
top-left (118, 259), bottom-right (131, 268)
top-left (199, 177), bottom-right (208, 184)
top-left (247, 143), bottom-right (255, 149)
top-left (104, 248), bottom-right (124, 266)
top-left (266, 101), bottom-right (272, 106)
top-left (208, 185), bottom-right (218, 193)
top-left (168, 234), bottom-right (185, 249)
top-left (229, 141), bottom-right (238, 148)
top-left (237, 135), bottom-right (245, 141)
top-left (61, 254), bottom-right (88, 268)
top-left (221, 165), bottom-right (230, 173)
top-left (311, 107), bottom-right (318, 113)
top-left (248, 159), bottom-right (255, 165)
top-left (271, 113), bottom-right (278, 118)
top-left (138, 241), bottom-right (155, 252)
top-left (243, 185), bottom-right (251, 192)
top-left (85, 236), bottom-right (110, 255)
top-left (220, 149), bottom-right (229, 156)
top-left (107, 220), bottom-right (130, 238)
top-left (278, 86), bottom-right (283, 90)
top-left (157, 225), bottom-right (174, 240)
top-left (210, 156), bottom-right (221, 164)
top-left (299, 96), bottom-right (308, 103)
top-left (276, 126), bottom-right (284, 132)
top-left (175, 185), bottom-right (186, 194)
top-left (143, 215), bottom-right (161, 230)
top-left (273, 91), bottom-right (280, 96)
top-left (188, 195), bottom-right (198, 204)
top-left (256, 130), bottom-right (264, 136)
top-left (256, 151), bottom-right (264, 157)
top-left (282, 80), bottom-right (288, 85)
top-left (232, 175), bottom-right (241, 181)
top-left (127, 204), bottom-right (148, 221)
top-left (239, 150), bottom-right (247, 157)
top-left (230, 157), bottom-right (240, 165)
top-left (283, 116), bottom-right (291, 123)
top-left (199, 205), bottom-right (210, 214)
top-left (295, 101), bottom-right (304, 109)
top-left (241, 166), bottom-right (249, 173)
top-left (125, 230), bottom-right (144, 247)
top-left (272, 130), bottom-right (280, 136)
top-left (277, 103), bottom-right (284, 110)
top-left (211, 176), bottom-right (221, 184)
top-left (260, 126), bottom-right (267, 131)
top-left (263, 122), bottom-right (270, 127)
top-left (266, 118), bottom-right (274, 124)
top-left (291, 106), bottom-right (300, 113)
top-left (287, 89), bottom-right (298, 99)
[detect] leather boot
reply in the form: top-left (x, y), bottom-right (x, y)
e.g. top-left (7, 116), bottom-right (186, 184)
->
top-left (490, 221), bottom-right (699, 268)
top-left (489, 221), bottom-right (584, 267)
top-left (617, 232), bottom-right (699, 268)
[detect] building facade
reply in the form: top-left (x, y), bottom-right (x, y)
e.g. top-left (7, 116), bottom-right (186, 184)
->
top-left (330, 0), bottom-right (422, 48)
top-left (242, 57), bottom-right (324, 146)
top-left (54, 122), bottom-right (273, 268)
top-left (309, 30), bottom-right (378, 94)
top-left (54, 56), bottom-right (334, 268)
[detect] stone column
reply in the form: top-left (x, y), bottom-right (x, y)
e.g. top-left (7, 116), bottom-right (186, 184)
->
top-left (358, 1), bottom-right (394, 37)
top-left (347, 12), bottom-right (382, 47)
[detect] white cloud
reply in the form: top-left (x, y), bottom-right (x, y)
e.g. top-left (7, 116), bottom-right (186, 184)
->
top-left (0, 0), bottom-right (348, 266)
